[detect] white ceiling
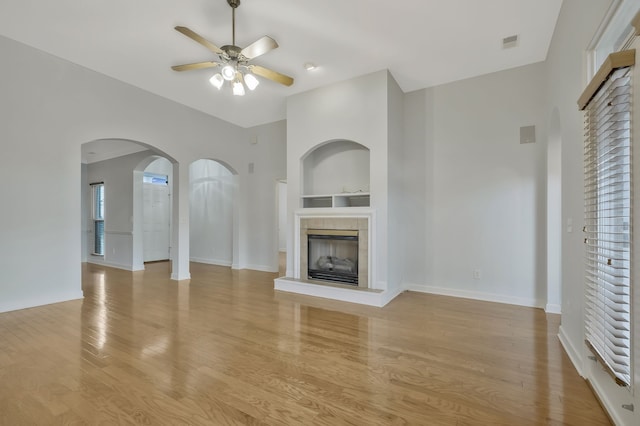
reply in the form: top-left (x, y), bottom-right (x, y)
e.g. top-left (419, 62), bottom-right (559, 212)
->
top-left (0, 0), bottom-right (562, 128)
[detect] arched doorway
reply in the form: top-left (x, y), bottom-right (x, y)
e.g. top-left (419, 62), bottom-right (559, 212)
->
top-left (142, 157), bottom-right (172, 263)
top-left (189, 159), bottom-right (239, 268)
top-left (81, 139), bottom-right (179, 277)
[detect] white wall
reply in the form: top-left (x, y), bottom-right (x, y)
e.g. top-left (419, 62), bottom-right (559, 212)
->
top-left (86, 150), bottom-right (155, 270)
top-left (402, 90), bottom-right (432, 289)
top-left (386, 72), bottom-right (405, 294)
top-left (145, 157), bottom-right (173, 176)
top-left (286, 70), bottom-right (390, 288)
top-left (0, 34), bottom-right (284, 312)
top-left (244, 120), bottom-right (287, 272)
top-left (404, 62), bottom-right (548, 308)
top-left (80, 163), bottom-right (88, 263)
top-left (189, 159), bottom-right (234, 267)
top-left (546, 1), bottom-right (639, 424)
top-left (278, 181), bottom-right (287, 252)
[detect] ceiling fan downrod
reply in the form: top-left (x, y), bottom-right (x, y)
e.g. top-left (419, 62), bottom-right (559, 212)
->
top-left (228, 0), bottom-right (240, 47)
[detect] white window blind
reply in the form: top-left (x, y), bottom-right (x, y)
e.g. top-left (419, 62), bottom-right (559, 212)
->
top-left (583, 65), bottom-right (633, 387)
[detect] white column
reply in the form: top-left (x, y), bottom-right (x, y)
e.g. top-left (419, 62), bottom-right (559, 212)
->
top-left (171, 162), bottom-right (191, 280)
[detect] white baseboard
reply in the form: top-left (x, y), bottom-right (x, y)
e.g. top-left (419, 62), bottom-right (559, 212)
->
top-left (190, 257), bottom-right (232, 267)
top-left (587, 372), bottom-right (633, 426)
top-left (403, 283), bottom-right (545, 310)
top-left (132, 263), bottom-right (145, 272)
top-left (381, 286), bottom-right (404, 306)
top-left (87, 258), bottom-right (134, 271)
top-left (170, 272), bottom-right (191, 281)
top-left (0, 291), bottom-right (84, 314)
top-left (545, 303), bottom-right (562, 314)
top-left (246, 264), bottom-right (278, 273)
top-left (558, 325), bottom-right (584, 378)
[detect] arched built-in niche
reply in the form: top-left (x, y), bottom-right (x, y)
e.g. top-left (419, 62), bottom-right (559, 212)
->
top-left (301, 140), bottom-right (370, 208)
top-left (189, 159), bottom-right (239, 268)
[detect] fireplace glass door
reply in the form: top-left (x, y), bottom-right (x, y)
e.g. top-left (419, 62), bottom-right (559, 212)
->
top-left (307, 229), bottom-right (358, 285)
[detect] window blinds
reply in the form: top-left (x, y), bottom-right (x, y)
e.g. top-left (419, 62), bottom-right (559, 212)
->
top-left (583, 65), bottom-right (633, 387)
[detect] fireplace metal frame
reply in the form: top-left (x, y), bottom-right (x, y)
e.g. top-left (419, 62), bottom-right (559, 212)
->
top-left (307, 229), bottom-right (359, 285)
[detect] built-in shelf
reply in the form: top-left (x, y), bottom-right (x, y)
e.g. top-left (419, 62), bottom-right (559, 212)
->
top-left (302, 193), bottom-right (370, 208)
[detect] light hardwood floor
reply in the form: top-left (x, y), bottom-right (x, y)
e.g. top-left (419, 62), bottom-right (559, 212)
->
top-left (0, 262), bottom-right (610, 425)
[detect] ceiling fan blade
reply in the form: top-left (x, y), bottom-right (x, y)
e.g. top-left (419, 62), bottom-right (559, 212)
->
top-left (249, 65), bottom-right (294, 86)
top-left (241, 36), bottom-right (278, 60)
top-left (174, 26), bottom-right (223, 55)
top-left (171, 61), bottom-right (220, 72)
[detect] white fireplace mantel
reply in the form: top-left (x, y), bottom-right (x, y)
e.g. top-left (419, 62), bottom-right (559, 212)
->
top-left (275, 207), bottom-right (400, 307)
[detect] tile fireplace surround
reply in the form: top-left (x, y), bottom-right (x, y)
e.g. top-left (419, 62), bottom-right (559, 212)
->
top-left (300, 217), bottom-right (368, 288)
top-left (275, 208), bottom-right (398, 307)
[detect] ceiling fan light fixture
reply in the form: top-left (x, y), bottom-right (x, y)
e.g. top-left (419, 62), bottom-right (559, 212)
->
top-left (221, 64), bottom-right (236, 81)
top-left (171, 0), bottom-right (294, 95)
top-left (232, 80), bottom-right (245, 96)
top-left (244, 73), bottom-right (260, 91)
top-left (209, 73), bottom-right (224, 89)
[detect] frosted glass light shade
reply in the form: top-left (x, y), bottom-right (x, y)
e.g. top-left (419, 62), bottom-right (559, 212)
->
top-left (244, 73), bottom-right (259, 91)
top-left (209, 73), bottom-right (224, 89)
top-left (221, 65), bottom-right (236, 81)
top-left (232, 80), bottom-right (245, 96)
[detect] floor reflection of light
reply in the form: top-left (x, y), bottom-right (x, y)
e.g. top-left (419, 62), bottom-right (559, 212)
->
top-left (142, 336), bottom-right (169, 359)
top-left (96, 272), bottom-right (107, 350)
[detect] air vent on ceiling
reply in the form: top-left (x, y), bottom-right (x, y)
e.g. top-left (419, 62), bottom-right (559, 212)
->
top-left (503, 34), bottom-right (519, 49)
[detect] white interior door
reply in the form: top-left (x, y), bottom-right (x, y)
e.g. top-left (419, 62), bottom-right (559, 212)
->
top-left (143, 182), bottom-right (170, 262)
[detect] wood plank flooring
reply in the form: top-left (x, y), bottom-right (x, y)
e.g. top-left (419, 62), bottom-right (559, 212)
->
top-left (0, 261), bottom-right (611, 425)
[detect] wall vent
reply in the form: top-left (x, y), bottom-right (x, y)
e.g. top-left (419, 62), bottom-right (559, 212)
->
top-left (503, 34), bottom-right (519, 49)
top-left (520, 125), bottom-right (536, 144)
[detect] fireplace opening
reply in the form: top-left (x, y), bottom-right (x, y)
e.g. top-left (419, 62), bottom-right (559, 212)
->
top-left (307, 229), bottom-right (358, 285)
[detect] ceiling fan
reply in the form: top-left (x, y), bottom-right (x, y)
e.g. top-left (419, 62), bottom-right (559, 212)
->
top-left (171, 0), bottom-right (294, 96)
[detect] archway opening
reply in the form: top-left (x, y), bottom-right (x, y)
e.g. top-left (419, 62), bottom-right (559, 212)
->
top-left (189, 159), bottom-right (238, 268)
top-left (81, 139), bottom-right (179, 277)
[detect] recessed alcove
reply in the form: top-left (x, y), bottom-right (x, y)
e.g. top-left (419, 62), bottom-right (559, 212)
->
top-left (301, 140), bottom-right (370, 208)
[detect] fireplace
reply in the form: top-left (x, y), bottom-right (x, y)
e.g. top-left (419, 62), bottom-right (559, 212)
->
top-left (307, 229), bottom-right (358, 285)
top-left (297, 216), bottom-right (370, 289)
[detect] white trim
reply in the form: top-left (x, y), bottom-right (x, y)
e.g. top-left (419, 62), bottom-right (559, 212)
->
top-left (274, 277), bottom-right (399, 307)
top-left (586, 0), bottom-right (639, 78)
top-left (402, 283), bottom-right (544, 309)
top-left (545, 303), bottom-right (562, 314)
top-left (587, 370), bottom-right (632, 426)
top-left (171, 271), bottom-right (191, 281)
top-left (245, 264), bottom-right (279, 273)
top-left (190, 257), bottom-right (233, 267)
top-left (381, 286), bottom-right (404, 306)
top-left (558, 325), bottom-right (585, 378)
top-left (105, 230), bottom-right (133, 236)
top-left (0, 291), bottom-right (84, 314)
top-left (87, 258), bottom-right (136, 271)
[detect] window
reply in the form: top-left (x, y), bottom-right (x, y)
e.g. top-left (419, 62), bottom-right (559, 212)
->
top-left (587, 0), bottom-right (639, 79)
top-left (91, 183), bottom-right (105, 255)
top-left (143, 172), bottom-right (168, 186)
top-left (582, 60), bottom-right (633, 387)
